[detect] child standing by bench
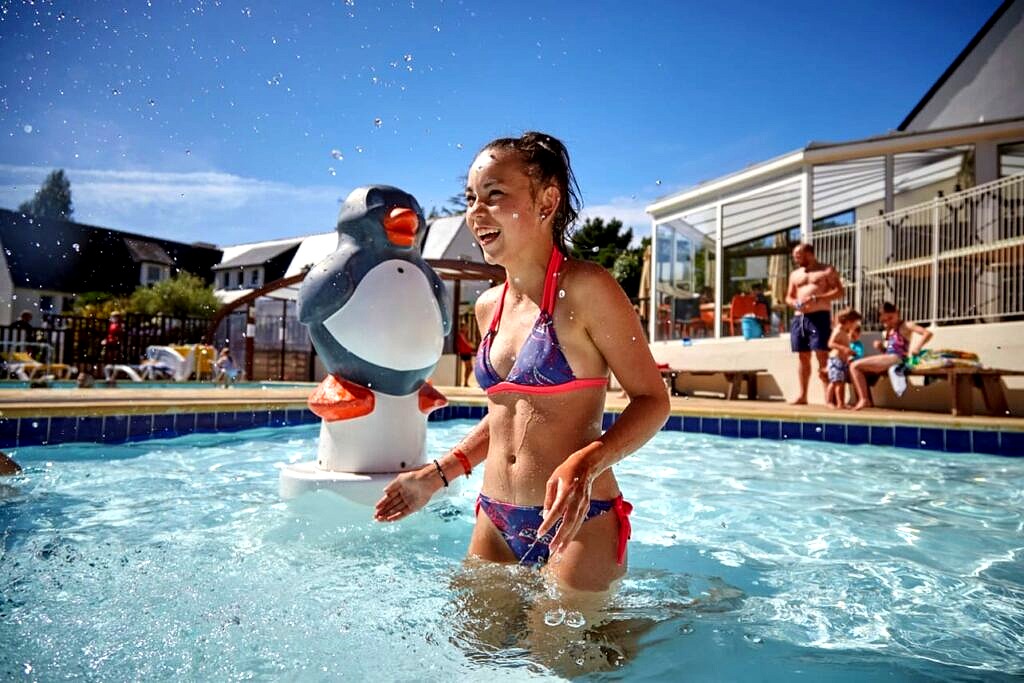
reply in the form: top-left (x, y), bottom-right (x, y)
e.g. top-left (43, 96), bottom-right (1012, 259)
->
top-left (826, 308), bottom-right (862, 409)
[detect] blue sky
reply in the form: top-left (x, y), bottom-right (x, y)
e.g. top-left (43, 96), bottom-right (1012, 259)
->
top-left (0, 0), bottom-right (1002, 246)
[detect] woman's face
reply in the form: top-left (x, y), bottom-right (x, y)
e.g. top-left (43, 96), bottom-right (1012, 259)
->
top-left (465, 149), bottom-right (556, 265)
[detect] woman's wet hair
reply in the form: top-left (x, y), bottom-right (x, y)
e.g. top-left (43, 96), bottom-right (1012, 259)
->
top-left (480, 131), bottom-right (581, 255)
top-left (879, 301), bottom-right (898, 314)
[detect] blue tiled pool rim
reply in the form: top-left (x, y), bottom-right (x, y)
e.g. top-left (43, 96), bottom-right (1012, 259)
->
top-left (1, 405), bottom-right (1020, 456)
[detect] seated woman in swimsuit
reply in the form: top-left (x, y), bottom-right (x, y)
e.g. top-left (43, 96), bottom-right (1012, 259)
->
top-left (849, 301), bottom-right (932, 411)
top-left (374, 132), bottom-right (670, 592)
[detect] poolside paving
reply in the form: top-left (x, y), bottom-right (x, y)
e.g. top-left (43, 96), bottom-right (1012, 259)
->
top-left (0, 383), bottom-right (1020, 432)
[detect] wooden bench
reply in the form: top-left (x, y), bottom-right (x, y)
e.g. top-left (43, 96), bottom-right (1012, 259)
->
top-left (660, 368), bottom-right (766, 400)
top-left (909, 366), bottom-right (1024, 417)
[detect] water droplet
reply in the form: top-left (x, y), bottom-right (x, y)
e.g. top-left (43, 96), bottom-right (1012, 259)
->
top-left (655, 179), bottom-right (662, 185)
top-left (344, 0), bottom-right (354, 5)
top-left (564, 611), bottom-right (586, 628)
top-left (355, 146), bottom-right (364, 153)
top-left (330, 149), bottom-right (343, 160)
top-left (511, 212), bottom-right (519, 219)
top-left (31, 421), bottom-right (38, 428)
top-left (185, 149), bottom-right (191, 156)
top-left (148, 99), bottom-right (156, 106)
top-left (432, 24), bottom-right (441, 32)
top-left (373, 118), bottom-right (382, 128)
top-left (241, 6), bottom-right (252, 16)
top-left (543, 608), bottom-right (565, 626)
top-left (744, 634), bottom-right (763, 644)
top-left (266, 73), bottom-right (283, 86)
top-left (815, 426), bottom-right (822, 433)
top-left (558, 289), bottom-right (566, 299)
top-left (631, 336), bottom-right (636, 342)
top-left (679, 623), bottom-right (694, 635)
top-left (455, 143), bottom-right (463, 150)
top-left (591, 246), bottom-right (599, 253)
top-left (403, 54), bottom-right (413, 63)
top-left (72, 243), bottom-right (80, 252)
top-left (328, 167), bottom-right (336, 176)
top-left (111, 89), bottom-right (121, 96)
top-left (22, 124), bottom-right (32, 133)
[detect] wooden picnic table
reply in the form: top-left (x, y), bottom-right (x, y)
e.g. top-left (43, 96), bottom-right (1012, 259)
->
top-left (910, 366), bottom-right (1024, 417)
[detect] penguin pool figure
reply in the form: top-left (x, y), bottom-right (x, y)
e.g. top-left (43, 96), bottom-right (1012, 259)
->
top-left (279, 185), bottom-right (451, 505)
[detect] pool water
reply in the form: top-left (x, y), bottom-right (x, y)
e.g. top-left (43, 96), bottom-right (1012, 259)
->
top-left (1, 421), bottom-right (1022, 680)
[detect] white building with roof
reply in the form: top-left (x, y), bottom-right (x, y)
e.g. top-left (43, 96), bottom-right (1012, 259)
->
top-left (645, 0), bottom-right (1024, 411)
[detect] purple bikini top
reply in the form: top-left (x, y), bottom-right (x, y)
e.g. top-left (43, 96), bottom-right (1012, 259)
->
top-left (473, 248), bottom-right (608, 396)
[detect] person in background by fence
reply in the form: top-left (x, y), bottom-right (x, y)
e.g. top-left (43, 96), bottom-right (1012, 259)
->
top-left (11, 310), bottom-right (34, 355)
top-left (826, 308), bottom-right (862, 409)
top-left (785, 243), bottom-right (844, 405)
top-left (101, 311), bottom-right (124, 365)
top-left (456, 325), bottom-right (477, 387)
top-left (850, 302), bottom-right (933, 411)
top-left (214, 347), bottom-right (240, 386)
top-left (12, 310), bottom-right (33, 332)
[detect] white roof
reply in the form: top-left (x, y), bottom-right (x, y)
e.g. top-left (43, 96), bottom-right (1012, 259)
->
top-left (422, 215), bottom-right (465, 259)
top-left (647, 118), bottom-right (1024, 247)
top-left (285, 231), bottom-right (337, 277)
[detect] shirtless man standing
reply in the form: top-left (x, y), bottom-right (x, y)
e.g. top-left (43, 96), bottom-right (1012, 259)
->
top-left (785, 243), bottom-right (844, 405)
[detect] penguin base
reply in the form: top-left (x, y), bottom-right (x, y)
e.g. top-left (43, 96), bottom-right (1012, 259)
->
top-left (279, 460), bottom-right (459, 506)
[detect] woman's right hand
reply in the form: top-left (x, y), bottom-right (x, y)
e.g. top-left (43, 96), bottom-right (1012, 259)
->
top-left (373, 467), bottom-right (443, 522)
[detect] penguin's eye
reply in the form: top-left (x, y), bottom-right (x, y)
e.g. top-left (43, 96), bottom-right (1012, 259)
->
top-left (365, 189), bottom-right (385, 210)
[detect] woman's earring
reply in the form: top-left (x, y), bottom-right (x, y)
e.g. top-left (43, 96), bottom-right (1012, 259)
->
top-left (540, 212), bottom-right (546, 219)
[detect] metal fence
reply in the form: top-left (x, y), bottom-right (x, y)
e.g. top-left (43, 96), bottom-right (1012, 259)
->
top-left (0, 313), bottom-right (210, 374)
top-left (812, 173), bottom-right (1024, 330)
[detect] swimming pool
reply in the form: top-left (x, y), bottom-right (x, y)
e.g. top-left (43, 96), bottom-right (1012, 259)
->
top-left (2, 421), bottom-right (1021, 680)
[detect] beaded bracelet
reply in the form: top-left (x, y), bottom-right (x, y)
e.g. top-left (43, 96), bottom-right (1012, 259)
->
top-left (452, 448), bottom-right (472, 477)
top-left (432, 459), bottom-right (449, 487)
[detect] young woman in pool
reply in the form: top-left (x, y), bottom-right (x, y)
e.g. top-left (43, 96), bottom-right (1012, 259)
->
top-left (374, 132), bottom-right (670, 591)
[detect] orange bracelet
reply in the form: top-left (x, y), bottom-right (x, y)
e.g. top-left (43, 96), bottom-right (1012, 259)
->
top-left (452, 448), bottom-right (472, 477)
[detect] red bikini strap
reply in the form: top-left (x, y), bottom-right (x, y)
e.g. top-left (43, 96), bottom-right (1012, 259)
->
top-left (488, 281), bottom-right (510, 334)
top-left (612, 494), bottom-right (633, 566)
top-left (540, 247), bottom-right (565, 314)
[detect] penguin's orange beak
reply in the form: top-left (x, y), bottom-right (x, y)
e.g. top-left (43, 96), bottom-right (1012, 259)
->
top-left (382, 207), bottom-right (418, 247)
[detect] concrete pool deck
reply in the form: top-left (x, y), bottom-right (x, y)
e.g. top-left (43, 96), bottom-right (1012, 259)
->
top-left (1, 383), bottom-right (1020, 433)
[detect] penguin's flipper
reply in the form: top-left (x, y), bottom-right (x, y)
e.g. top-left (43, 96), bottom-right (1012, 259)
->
top-left (308, 375), bottom-right (375, 421)
top-left (418, 381), bottom-right (448, 414)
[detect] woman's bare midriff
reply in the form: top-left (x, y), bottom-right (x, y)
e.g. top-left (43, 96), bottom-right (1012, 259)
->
top-left (479, 385), bottom-right (619, 503)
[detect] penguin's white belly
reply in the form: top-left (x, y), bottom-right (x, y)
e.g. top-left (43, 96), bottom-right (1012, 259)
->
top-left (322, 259), bottom-right (444, 371)
top-left (316, 391), bottom-right (427, 473)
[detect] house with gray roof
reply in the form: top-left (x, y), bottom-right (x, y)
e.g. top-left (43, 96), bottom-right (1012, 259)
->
top-left (0, 208), bottom-right (222, 324)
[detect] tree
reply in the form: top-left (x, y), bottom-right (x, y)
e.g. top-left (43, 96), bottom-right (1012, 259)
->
top-left (72, 291), bottom-right (130, 319)
top-left (128, 271), bottom-right (220, 319)
top-left (569, 217), bottom-right (633, 270)
top-left (19, 169), bottom-right (73, 220)
top-left (611, 237), bottom-right (651, 299)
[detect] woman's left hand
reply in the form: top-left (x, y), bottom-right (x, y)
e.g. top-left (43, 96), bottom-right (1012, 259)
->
top-left (536, 448), bottom-right (597, 556)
